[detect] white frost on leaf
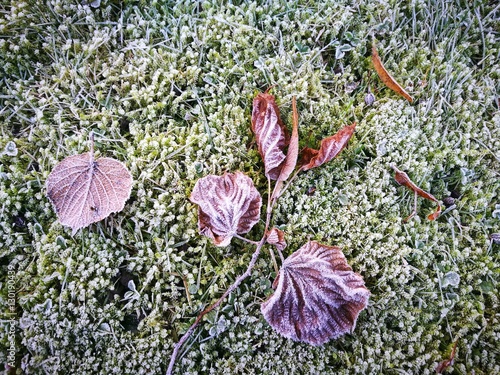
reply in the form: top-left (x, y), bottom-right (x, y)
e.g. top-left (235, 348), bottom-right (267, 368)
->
top-left (46, 152), bottom-right (133, 235)
top-left (251, 92), bottom-right (289, 180)
top-left (261, 241), bottom-right (370, 345)
top-left (189, 172), bottom-right (262, 247)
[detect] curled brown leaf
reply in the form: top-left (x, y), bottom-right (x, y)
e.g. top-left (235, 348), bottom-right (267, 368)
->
top-left (266, 227), bottom-right (287, 251)
top-left (46, 150), bottom-right (133, 235)
top-left (436, 341), bottom-right (458, 374)
top-left (261, 241), bottom-right (370, 345)
top-left (391, 165), bottom-right (441, 222)
top-left (300, 123), bottom-right (356, 171)
top-left (251, 91), bottom-right (289, 180)
top-left (189, 172), bottom-right (262, 247)
top-left (372, 43), bottom-right (413, 103)
top-left (271, 96), bottom-right (300, 201)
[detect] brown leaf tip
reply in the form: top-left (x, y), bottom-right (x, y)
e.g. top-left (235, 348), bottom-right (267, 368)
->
top-left (390, 164), bottom-right (411, 186)
top-left (391, 164), bottom-right (441, 221)
top-left (46, 152), bottom-right (133, 235)
top-left (436, 340), bottom-right (458, 374)
top-left (190, 172), bottom-right (262, 247)
top-left (261, 241), bottom-right (370, 345)
top-left (372, 43), bottom-right (413, 103)
top-left (300, 123), bottom-right (356, 171)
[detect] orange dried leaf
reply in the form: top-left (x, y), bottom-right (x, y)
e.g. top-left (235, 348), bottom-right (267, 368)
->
top-left (251, 92), bottom-right (289, 180)
top-left (391, 165), bottom-right (441, 222)
top-left (46, 151), bottom-right (133, 235)
top-left (189, 172), bottom-right (262, 247)
top-left (372, 44), bottom-right (413, 103)
top-left (436, 341), bottom-right (458, 374)
top-left (266, 227), bottom-right (286, 251)
top-left (427, 205), bottom-right (442, 221)
top-left (300, 123), bottom-right (356, 171)
top-left (261, 241), bottom-right (370, 345)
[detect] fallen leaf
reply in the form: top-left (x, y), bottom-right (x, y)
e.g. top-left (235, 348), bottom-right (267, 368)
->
top-left (261, 241), bottom-right (370, 345)
top-left (46, 141), bottom-right (133, 235)
top-left (266, 227), bottom-right (286, 251)
top-left (372, 43), bottom-right (413, 103)
top-left (189, 172), bottom-right (262, 247)
top-left (300, 123), bottom-right (356, 171)
top-left (251, 91), bottom-right (289, 180)
top-left (436, 340), bottom-right (458, 373)
top-left (306, 186), bottom-right (317, 196)
top-left (391, 165), bottom-right (441, 222)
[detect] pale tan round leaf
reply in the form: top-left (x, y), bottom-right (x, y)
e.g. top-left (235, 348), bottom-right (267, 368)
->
top-left (261, 241), bottom-right (370, 345)
top-left (189, 172), bottom-right (262, 247)
top-left (46, 152), bottom-right (133, 235)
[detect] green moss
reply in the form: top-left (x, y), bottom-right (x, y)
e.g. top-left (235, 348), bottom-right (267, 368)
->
top-left (1, 0), bottom-right (499, 374)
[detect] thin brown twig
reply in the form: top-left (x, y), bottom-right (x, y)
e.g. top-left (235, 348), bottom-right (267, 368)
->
top-left (165, 238), bottom-right (266, 375)
top-left (234, 234), bottom-right (259, 246)
top-left (166, 178), bottom-right (276, 375)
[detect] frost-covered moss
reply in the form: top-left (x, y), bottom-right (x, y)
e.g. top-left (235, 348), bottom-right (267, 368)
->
top-left (1, 0), bottom-right (499, 374)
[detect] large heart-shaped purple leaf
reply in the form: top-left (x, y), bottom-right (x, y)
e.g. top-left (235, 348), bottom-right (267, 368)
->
top-left (261, 241), bottom-right (370, 345)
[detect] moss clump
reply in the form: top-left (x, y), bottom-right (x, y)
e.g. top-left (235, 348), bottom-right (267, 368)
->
top-left (1, 0), bottom-right (499, 374)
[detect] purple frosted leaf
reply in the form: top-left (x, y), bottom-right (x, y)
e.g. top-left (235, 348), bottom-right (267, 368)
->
top-left (251, 92), bottom-right (289, 180)
top-left (261, 241), bottom-right (370, 345)
top-left (189, 172), bottom-right (262, 247)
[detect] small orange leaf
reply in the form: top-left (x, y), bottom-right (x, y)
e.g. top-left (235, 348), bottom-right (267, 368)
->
top-left (436, 340), bottom-right (458, 373)
top-left (427, 205), bottom-right (442, 221)
top-left (372, 44), bottom-right (413, 103)
top-left (300, 123), bottom-right (356, 171)
top-left (391, 165), bottom-right (441, 222)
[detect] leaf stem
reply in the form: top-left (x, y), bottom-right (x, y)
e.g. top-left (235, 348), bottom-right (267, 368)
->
top-left (167, 178), bottom-right (276, 375)
top-left (234, 234), bottom-right (259, 246)
top-left (89, 131), bottom-right (95, 161)
top-left (267, 246), bottom-right (279, 275)
top-left (166, 236), bottom-right (267, 375)
top-left (403, 190), bottom-right (418, 223)
top-left (277, 248), bottom-right (285, 263)
top-left (272, 167), bottom-right (302, 208)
